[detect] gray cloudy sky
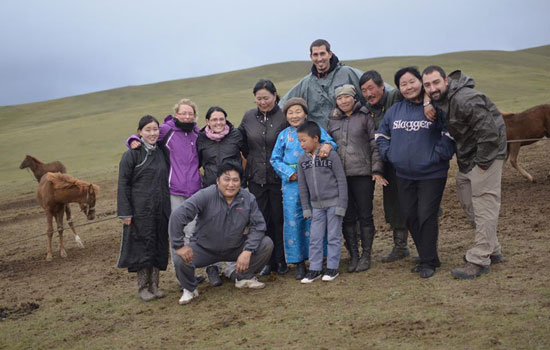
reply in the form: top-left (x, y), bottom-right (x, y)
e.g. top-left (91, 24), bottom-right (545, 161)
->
top-left (1, 0), bottom-right (548, 106)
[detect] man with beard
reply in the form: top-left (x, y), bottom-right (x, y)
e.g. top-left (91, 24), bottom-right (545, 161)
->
top-left (422, 66), bottom-right (506, 280)
top-left (279, 39), bottom-right (392, 129)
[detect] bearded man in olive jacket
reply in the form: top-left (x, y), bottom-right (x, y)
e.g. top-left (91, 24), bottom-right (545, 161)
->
top-left (422, 66), bottom-right (506, 280)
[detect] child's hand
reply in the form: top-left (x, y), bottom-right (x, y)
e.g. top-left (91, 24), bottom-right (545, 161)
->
top-left (289, 173), bottom-right (298, 181)
top-left (303, 213), bottom-right (311, 219)
top-left (373, 174), bottom-right (388, 186)
top-left (130, 140), bottom-right (141, 149)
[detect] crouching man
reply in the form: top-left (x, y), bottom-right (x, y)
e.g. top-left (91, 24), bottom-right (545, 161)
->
top-left (169, 162), bottom-right (274, 304)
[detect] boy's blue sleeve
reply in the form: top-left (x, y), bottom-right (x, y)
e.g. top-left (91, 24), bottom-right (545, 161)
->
top-left (270, 130), bottom-right (297, 181)
top-left (320, 126), bottom-right (337, 151)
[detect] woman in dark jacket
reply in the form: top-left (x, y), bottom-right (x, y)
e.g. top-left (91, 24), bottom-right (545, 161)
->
top-left (197, 106), bottom-right (245, 187)
top-left (117, 115), bottom-right (171, 301)
top-left (238, 79), bottom-right (290, 277)
top-left (328, 84), bottom-right (387, 273)
top-left (197, 106), bottom-right (245, 285)
top-left (376, 67), bottom-right (455, 279)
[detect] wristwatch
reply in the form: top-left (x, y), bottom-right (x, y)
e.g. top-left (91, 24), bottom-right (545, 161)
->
top-left (423, 101), bottom-right (431, 107)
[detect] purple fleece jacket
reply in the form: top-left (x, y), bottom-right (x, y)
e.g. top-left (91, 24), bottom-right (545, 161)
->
top-left (126, 115), bottom-right (201, 197)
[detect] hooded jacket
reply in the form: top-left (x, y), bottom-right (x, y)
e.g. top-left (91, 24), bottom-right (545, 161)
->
top-left (376, 99), bottom-right (455, 180)
top-left (197, 121), bottom-right (244, 187)
top-left (328, 101), bottom-right (383, 176)
top-left (279, 55), bottom-right (366, 129)
top-left (434, 70), bottom-right (507, 173)
top-left (297, 150), bottom-right (348, 218)
top-left (126, 115), bottom-right (202, 197)
top-left (239, 105), bottom-right (288, 186)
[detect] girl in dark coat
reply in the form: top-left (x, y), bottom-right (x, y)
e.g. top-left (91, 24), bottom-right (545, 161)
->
top-left (117, 115), bottom-right (171, 301)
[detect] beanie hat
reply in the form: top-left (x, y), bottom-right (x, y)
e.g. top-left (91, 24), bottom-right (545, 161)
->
top-left (283, 97), bottom-right (309, 115)
top-left (335, 84), bottom-right (357, 98)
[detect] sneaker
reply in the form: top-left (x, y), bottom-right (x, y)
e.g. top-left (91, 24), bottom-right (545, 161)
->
top-left (235, 277), bottom-right (265, 289)
top-left (451, 261), bottom-right (490, 280)
top-left (300, 270), bottom-right (322, 284)
top-left (178, 288), bottom-right (199, 305)
top-left (206, 266), bottom-right (223, 287)
top-left (322, 269), bottom-right (339, 282)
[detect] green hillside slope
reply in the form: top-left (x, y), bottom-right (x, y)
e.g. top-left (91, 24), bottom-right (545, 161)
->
top-left (1, 46), bottom-right (549, 195)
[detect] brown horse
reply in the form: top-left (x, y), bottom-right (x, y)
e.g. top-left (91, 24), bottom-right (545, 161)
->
top-left (502, 104), bottom-right (550, 182)
top-left (19, 154), bottom-right (67, 182)
top-left (19, 154), bottom-right (81, 246)
top-left (37, 172), bottom-right (99, 261)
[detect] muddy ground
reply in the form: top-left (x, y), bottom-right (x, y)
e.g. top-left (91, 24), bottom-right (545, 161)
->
top-left (0, 142), bottom-right (549, 349)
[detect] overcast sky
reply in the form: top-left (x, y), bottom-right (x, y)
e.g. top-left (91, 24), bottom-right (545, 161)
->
top-left (1, 0), bottom-right (548, 106)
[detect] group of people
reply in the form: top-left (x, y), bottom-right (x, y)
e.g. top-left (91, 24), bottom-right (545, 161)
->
top-left (116, 39), bottom-right (507, 304)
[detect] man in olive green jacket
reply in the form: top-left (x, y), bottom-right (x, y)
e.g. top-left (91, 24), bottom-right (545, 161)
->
top-left (422, 66), bottom-right (506, 280)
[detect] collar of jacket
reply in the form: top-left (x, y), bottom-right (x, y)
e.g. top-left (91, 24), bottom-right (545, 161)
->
top-left (311, 54), bottom-right (340, 78)
top-left (331, 101), bottom-right (364, 119)
top-left (216, 186), bottom-right (243, 206)
top-left (256, 104), bottom-right (281, 118)
top-left (368, 90), bottom-right (389, 111)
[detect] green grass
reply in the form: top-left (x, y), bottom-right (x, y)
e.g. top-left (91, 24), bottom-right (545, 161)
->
top-left (1, 45), bottom-right (550, 195)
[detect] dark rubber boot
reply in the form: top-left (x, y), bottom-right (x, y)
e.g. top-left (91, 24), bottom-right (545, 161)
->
top-left (355, 226), bottom-right (375, 272)
top-left (381, 228), bottom-right (410, 263)
top-left (342, 224), bottom-right (359, 272)
top-left (137, 268), bottom-right (155, 302)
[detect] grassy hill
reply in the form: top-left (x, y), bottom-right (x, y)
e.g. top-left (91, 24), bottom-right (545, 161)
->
top-left (1, 45), bottom-right (549, 195)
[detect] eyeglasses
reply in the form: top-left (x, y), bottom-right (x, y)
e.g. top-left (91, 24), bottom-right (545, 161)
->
top-left (175, 112), bottom-right (195, 117)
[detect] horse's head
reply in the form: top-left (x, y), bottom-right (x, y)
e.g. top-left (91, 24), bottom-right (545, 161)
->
top-left (80, 184), bottom-right (99, 220)
top-left (19, 155), bottom-right (31, 169)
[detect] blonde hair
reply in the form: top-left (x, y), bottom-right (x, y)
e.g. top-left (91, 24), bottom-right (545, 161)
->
top-left (173, 98), bottom-right (198, 117)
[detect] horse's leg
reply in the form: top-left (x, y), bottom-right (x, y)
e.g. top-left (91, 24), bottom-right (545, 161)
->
top-left (65, 205), bottom-right (84, 248)
top-left (509, 143), bottom-right (534, 182)
top-left (46, 212), bottom-right (54, 261)
top-left (55, 209), bottom-right (67, 258)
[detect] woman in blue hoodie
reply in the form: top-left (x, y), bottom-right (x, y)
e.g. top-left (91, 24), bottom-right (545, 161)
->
top-left (376, 67), bottom-right (455, 278)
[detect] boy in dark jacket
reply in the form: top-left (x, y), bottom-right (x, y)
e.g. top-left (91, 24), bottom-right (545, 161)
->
top-left (297, 121), bottom-right (348, 283)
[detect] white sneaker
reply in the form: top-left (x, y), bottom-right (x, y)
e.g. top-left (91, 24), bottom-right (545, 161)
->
top-left (322, 269), bottom-right (339, 282)
top-left (178, 288), bottom-right (199, 305)
top-left (235, 277), bottom-right (265, 289)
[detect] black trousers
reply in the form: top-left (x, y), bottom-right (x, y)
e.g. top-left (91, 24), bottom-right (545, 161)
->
top-left (248, 182), bottom-right (285, 266)
top-left (343, 176), bottom-right (375, 229)
top-left (396, 177), bottom-right (447, 269)
top-left (383, 162), bottom-right (407, 230)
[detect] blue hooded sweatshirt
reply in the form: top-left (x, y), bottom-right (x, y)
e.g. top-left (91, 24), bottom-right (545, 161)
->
top-left (375, 100), bottom-right (455, 180)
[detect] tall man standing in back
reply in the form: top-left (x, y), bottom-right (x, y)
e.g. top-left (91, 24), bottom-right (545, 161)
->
top-left (422, 66), bottom-right (507, 280)
top-left (279, 39), bottom-right (392, 129)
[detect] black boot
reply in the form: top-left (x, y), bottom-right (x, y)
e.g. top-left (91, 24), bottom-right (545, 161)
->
top-left (276, 262), bottom-right (290, 275)
top-left (381, 228), bottom-right (410, 263)
top-left (294, 261), bottom-right (306, 280)
top-left (342, 224), bottom-right (359, 273)
top-left (356, 226), bottom-right (375, 272)
top-left (206, 265), bottom-right (223, 287)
